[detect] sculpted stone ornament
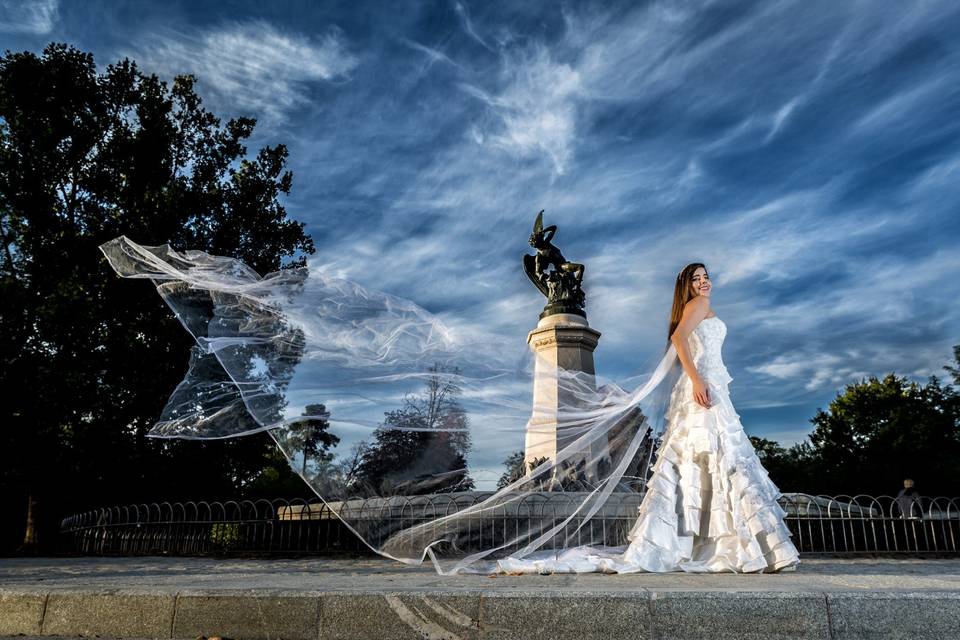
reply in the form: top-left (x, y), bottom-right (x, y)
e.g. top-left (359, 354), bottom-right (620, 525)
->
top-left (522, 211), bottom-right (604, 476)
top-left (523, 210), bottom-right (586, 319)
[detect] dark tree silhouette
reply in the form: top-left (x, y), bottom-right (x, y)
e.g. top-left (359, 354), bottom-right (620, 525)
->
top-left (806, 371), bottom-right (959, 496)
top-left (945, 345), bottom-right (960, 387)
top-left (496, 450), bottom-right (552, 490)
top-left (752, 346), bottom-right (960, 497)
top-left (497, 450), bottom-right (526, 489)
top-left (0, 43), bottom-right (315, 552)
top-left (749, 437), bottom-right (821, 494)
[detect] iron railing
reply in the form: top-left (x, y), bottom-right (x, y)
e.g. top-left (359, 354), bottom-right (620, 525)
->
top-left (784, 493), bottom-right (959, 555)
top-left (59, 493), bottom-right (960, 557)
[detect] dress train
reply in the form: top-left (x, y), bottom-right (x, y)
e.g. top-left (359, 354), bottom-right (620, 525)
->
top-left (495, 317), bottom-right (801, 574)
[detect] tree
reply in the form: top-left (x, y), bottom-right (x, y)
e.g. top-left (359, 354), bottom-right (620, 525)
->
top-left (0, 43), bottom-right (315, 552)
top-left (750, 346), bottom-right (960, 498)
top-left (239, 444), bottom-right (314, 501)
top-left (277, 403), bottom-right (340, 477)
top-left (352, 365), bottom-right (475, 496)
top-left (803, 369), bottom-right (959, 496)
top-left (945, 345), bottom-right (960, 387)
top-left (496, 450), bottom-right (553, 490)
top-left (497, 450), bottom-right (526, 490)
top-left (334, 440), bottom-right (369, 495)
top-left (749, 437), bottom-right (822, 494)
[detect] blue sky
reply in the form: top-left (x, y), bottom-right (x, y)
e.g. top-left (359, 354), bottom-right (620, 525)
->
top-left (4, 1), bottom-right (960, 460)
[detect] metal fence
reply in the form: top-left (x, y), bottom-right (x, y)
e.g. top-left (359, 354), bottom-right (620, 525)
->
top-left (784, 493), bottom-right (959, 555)
top-left (59, 493), bottom-right (960, 557)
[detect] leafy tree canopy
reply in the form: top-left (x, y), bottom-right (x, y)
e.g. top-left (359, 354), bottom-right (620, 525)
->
top-left (0, 43), bottom-right (315, 551)
top-left (752, 348), bottom-right (960, 497)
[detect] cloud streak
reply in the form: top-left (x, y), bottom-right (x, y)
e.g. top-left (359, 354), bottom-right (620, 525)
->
top-left (464, 46), bottom-right (583, 175)
top-left (0, 0), bottom-right (57, 34)
top-left (14, 0), bottom-right (958, 481)
top-left (125, 20), bottom-right (358, 126)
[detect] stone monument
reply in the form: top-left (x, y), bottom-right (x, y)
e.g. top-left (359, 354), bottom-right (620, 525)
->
top-left (522, 211), bottom-right (606, 479)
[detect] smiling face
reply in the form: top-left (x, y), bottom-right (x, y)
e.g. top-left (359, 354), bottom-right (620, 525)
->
top-left (689, 266), bottom-right (712, 298)
top-left (669, 262), bottom-right (709, 340)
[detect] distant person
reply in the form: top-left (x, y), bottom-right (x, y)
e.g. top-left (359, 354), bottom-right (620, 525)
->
top-left (896, 479), bottom-right (922, 519)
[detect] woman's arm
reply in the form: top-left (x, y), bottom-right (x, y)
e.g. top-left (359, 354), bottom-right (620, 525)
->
top-left (670, 296), bottom-right (712, 408)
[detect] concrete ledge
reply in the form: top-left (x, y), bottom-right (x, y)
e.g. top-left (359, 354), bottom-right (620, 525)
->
top-left (2, 589), bottom-right (959, 639)
top-left (174, 592), bottom-right (320, 640)
top-left (0, 591), bottom-right (45, 636)
top-left (322, 593), bottom-right (481, 640)
top-left (650, 591), bottom-right (829, 639)
top-left (1, 558), bottom-right (958, 639)
top-left (827, 592), bottom-right (960, 640)
top-left (41, 592), bottom-right (176, 638)
top-left (480, 592), bottom-right (650, 640)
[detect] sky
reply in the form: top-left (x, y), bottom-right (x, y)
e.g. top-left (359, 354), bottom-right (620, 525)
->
top-left (4, 0), bottom-right (960, 480)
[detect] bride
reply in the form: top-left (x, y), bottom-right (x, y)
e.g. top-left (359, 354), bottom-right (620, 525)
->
top-left (99, 238), bottom-right (799, 575)
top-left (497, 263), bottom-right (800, 574)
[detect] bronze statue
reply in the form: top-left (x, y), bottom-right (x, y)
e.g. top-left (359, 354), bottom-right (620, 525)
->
top-left (524, 210), bottom-right (586, 318)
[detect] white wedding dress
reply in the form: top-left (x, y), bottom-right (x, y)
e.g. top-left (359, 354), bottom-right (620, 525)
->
top-left (496, 316), bottom-right (801, 574)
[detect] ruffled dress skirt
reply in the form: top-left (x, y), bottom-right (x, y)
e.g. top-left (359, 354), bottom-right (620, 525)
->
top-left (495, 371), bottom-right (801, 574)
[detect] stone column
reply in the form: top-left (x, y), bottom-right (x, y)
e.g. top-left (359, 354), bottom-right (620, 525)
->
top-left (524, 313), bottom-right (603, 472)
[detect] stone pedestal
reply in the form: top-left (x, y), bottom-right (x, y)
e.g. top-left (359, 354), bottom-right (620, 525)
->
top-left (524, 313), bottom-right (603, 473)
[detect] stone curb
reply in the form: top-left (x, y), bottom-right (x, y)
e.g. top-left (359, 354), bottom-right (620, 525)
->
top-left (2, 589), bottom-right (959, 639)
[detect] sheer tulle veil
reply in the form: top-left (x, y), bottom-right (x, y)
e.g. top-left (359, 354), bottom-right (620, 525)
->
top-left (99, 236), bottom-right (683, 574)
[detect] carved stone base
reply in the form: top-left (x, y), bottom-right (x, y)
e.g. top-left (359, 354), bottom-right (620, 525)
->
top-left (524, 314), bottom-right (605, 475)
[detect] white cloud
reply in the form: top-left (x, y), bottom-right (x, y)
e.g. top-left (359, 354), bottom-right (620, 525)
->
top-left (454, 1), bottom-right (494, 52)
top-left (751, 351), bottom-right (903, 394)
top-left (749, 352), bottom-right (857, 392)
top-left (748, 279), bottom-right (958, 394)
top-left (403, 39), bottom-right (462, 73)
top-left (464, 46), bottom-right (583, 175)
top-left (765, 98), bottom-right (799, 143)
top-left (126, 21), bottom-right (358, 126)
top-left (283, 0), bottom-right (960, 454)
top-left (851, 74), bottom-right (948, 136)
top-left (456, 1), bottom-right (803, 177)
top-left (0, 0), bottom-right (57, 33)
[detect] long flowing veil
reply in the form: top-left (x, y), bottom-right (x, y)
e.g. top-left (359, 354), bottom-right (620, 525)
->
top-left (99, 236), bottom-right (682, 574)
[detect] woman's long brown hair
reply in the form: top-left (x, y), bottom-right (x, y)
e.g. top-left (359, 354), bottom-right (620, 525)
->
top-left (667, 263), bottom-right (707, 343)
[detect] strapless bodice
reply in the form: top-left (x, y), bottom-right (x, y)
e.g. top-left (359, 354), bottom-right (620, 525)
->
top-left (686, 316), bottom-right (732, 387)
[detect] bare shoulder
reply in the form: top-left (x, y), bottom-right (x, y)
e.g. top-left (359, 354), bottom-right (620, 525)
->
top-left (683, 296), bottom-right (710, 313)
